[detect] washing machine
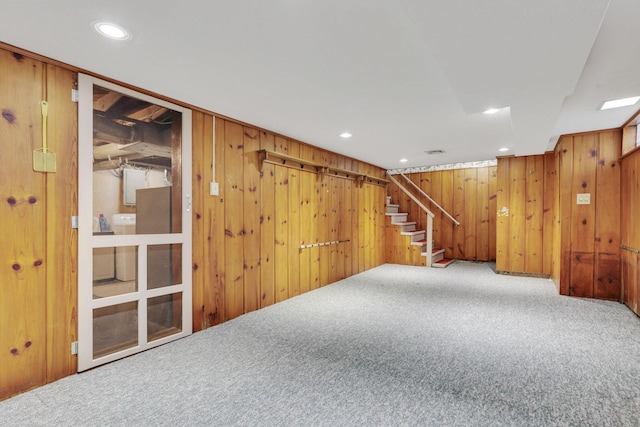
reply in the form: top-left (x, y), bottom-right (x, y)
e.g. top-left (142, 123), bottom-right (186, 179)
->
top-left (112, 213), bottom-right (136, 281)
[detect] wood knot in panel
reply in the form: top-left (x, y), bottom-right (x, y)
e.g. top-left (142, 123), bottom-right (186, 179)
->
top-left (33, 259), bottom-right (43, 267)
top-left (24, 341), bottom-right (32, 348)
top-left (10, 348), bottom-right (18, 355)
top-left (12, 52), bottom-right (23, 61)
top-left (12, 263), bottom-right (21, 271)
top-left (7, 196), bottom-right (17, 205)
top-left (2, 109), bottom-right (15, 123)
top-left (28, 196), bottom-right (37, 204)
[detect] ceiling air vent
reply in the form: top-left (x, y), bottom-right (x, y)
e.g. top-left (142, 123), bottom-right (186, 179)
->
top-left (425, 149), bottom-right (446, 155)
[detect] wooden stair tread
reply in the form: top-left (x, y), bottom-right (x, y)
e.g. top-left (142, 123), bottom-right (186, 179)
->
top-left (421, 248), bottom-right (444, 255)
top-left (432, 258), bottom-right (455, 268)
top-left (400, 230), bottom-right (424, 235)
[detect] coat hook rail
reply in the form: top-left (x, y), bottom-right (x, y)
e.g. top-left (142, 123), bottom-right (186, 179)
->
top-left (300, 239), bottom-right (350, 249)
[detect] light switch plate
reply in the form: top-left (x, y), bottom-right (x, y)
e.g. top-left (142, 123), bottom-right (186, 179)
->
top-left (576, 193), bottom-right (591, 205)
top-left (210, 182), bottom-right (219, 196)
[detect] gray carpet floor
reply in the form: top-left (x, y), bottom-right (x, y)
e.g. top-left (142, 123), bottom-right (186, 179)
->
top-left (2, 261), bottom-right (640, 426)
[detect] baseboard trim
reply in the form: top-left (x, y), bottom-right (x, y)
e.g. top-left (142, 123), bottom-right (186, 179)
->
top-left (495, 270), bottom-right (550, 279)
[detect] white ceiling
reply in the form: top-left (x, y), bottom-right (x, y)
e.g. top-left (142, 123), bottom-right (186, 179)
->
top-left (1, 0), bottom-right (639, 170)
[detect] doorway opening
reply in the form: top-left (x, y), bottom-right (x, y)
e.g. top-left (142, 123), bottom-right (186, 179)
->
top-left (77, 75), bottom-right (192, 371)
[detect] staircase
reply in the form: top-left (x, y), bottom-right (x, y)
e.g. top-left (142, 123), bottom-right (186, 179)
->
top-left (386, 198), bottom-right (454, 268)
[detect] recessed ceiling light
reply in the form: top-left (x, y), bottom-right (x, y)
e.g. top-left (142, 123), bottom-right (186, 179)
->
top-left (339, 132), bottom-right (352, 138)
top-left (498, 147), bottom-right (510, 152)
top-left (93, 21), bottom-right (130, 40)
top-left (483, 108), bottom-right (500, 115)
top-left (600, 96), bottom-right (640, 110)
top-left (399, 158), bottom-right (408, 163)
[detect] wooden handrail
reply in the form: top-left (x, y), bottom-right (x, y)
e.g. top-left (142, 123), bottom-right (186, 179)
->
top-left (398, 173), bottom-right (460, 226)
top-left (386, 173), bottom-right (434, 218)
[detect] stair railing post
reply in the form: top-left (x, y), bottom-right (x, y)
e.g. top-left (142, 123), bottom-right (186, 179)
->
top-left (426, 214), bottom-right (433, 267)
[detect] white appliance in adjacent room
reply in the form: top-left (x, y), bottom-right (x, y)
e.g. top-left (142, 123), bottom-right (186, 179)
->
top-left (112, 213), bottom-right (136, 281)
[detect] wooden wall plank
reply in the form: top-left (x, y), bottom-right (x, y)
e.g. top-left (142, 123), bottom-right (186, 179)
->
top-left (558, 137), bottom-right (574, 294)
top-left (343, 179), bottom-right (353, 278)
top-left (45, 64), bottom-right (78, 382)
top-left (595, 253), bottom-right (620, 301)
top-left (464, 168), bottom-right (478, 260)
top-left (452, 169), bottom-right (466, 259)
top-left (525, 156), bottom-right (544, 273)
top-left (571, 135), bottom-right (597, 256)
top-left (309, 174), bottom-right (321, 290)
top-left (358, 181), bottom-right (367, 273)
top-left (496, 158), bottom-right (511, 271)
top-left (223, 122), bottom-right (245, 319)
top-left (509, 157), bottom-right (526, 272)
top-left (0, 51), bottom-right (47, 400)
top-left (441, 170), bottom-right (455, 259)
top-left (570, 252), bottom-right (595, 297)
top-left (570, 135), bottom-right (597, 297)
top-left (287, 142), bottom-right (301, 297)
top-left (476, 167), bottom-right (489, 261)
top-left (328, 177), bottom-right (338, 283)
top-left (206, 117), bottom-right (226, 325)
top-left (620, 143), bottom-right (639, 312)
top-left (259, 131), bottom-right (276, 308)
top-left (298, 168), bottom-right (312, 294)
top-left (489, 166), bottom-right (497, 260)
top-left (596, 131), bottom-right (621, 300)
top-left (219, 125), bottom-right (240, 314)
top-left (596, 130), bottom-right (621, 255)
top-left (274, 163), bottom-right (289, 301)
top-left (351, 163), bottom-right (361, 275)
top-left (319, 177), bottom-right (331, 285)
top-left (191, 111), bottom-right (205, 330)
top-left (543, 152), bottom-right (555, 276)
top-left (242, 127), bottom-right (261, 312)
top-left (336, 178), bottom-right (346, 280)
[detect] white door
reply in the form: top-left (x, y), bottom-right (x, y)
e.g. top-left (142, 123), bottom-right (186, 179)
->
top-left (77, 75), bottom-right (192, 371)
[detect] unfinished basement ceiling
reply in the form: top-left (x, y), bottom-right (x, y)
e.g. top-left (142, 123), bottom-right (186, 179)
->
top-left (92, 86), bottom-right (174, 171)
top-left (1, 0), bottom-right (639, 169)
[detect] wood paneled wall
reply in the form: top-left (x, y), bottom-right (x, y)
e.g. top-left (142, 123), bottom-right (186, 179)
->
top-left (1, 44), bottom-right (388, 400)
top-left (621, 147), bottom-right (640, 315)
top-left (386, 166), bottom-right (497, 265)
top-left (496, 155), bottom-right (555, 275)
top-left (554, 130), bottom-right (621, 299)
top-left (191, 114), bottom-right (387, 329)
top-left (0, 50), bottom-right (78, 400)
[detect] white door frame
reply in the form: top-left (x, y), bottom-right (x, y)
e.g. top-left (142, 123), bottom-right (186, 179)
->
top-left (77, 74), bottom-right (192, 371)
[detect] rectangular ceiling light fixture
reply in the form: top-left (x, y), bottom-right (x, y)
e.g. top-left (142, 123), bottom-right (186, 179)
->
top-left (600, 96), bottom-right (640, 110)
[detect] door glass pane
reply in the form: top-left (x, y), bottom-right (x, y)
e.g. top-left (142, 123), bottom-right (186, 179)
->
top-left (147, 244), bottom-right (182, 289)
top-left (93, 246), bottom-right (137, 299)
top-left (92, 85), bottom-right (181, 236)
top-left (93, 301), bottom-right (138, 359)
top-left (92, 247), bottom-right (114, 283)
top-left (148, 293), bottom-right (183, 342)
